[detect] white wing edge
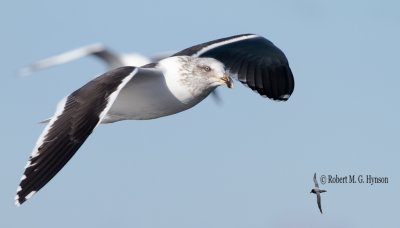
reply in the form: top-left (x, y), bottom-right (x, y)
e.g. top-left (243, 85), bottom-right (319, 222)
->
top-left (193, 34), bottom-right (259, 57)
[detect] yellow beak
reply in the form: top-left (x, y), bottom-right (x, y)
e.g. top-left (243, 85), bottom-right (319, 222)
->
top-left (221, 73), bottom-right (233, 88)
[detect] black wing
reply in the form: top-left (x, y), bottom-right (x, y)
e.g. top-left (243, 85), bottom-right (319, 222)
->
top-left (15, 66), bottom-right (137, 205)
top-left (173, 34), bottom-right (294, 101)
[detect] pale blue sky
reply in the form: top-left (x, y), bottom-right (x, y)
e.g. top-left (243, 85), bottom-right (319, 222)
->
top-left (1, 0), bottom-right (399, 227)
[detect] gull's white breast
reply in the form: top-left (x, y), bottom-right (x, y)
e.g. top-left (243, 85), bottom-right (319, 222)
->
top-left (102, 67), bottom-right (207, 123)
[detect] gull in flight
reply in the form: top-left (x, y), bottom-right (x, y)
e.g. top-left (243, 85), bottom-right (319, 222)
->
top-left (15, 34), bottom-right (295, 205)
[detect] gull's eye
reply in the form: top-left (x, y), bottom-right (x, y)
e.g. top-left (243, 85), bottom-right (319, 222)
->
top-left (203, 66), bottom-right (211, 72)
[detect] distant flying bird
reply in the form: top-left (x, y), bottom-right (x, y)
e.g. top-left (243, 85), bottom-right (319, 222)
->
top-left (15, 34), bottom-right (295, 205)
top-left (310, 173), bottom-right (327, 213)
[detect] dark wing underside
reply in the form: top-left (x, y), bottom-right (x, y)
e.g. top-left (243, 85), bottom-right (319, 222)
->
top-left (15, 66), bottom-right (136, 205)
top-left (173, 34), bottom-right (294, 101)
top-left (314, 173), bottom-right (319, 188)
top-left (317, 193), bottom-right (323, 213)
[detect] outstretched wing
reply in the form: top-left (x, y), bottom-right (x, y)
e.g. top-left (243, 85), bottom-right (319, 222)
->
top-left (18, 43), bottom-right (124, 76)
top-left (313, 173), bottom-right (319, 188)
top-left (317, 193), bottom-right (323, 214)
top-left (15, 66), bottom-right (138, 205)
top-left (173, 34), bottom-right (294, 101)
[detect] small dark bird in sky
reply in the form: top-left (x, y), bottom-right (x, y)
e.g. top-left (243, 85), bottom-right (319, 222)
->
top-left (310, 173), bottom-right (327, 214)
